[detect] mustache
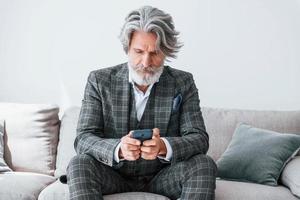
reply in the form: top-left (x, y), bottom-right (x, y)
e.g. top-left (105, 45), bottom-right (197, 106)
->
top-left (132, 64), bottom-right (162, 74)
top-left (128, 62), bottom-right (164, 86)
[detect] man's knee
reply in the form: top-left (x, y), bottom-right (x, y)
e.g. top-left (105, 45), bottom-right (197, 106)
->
top-left (184, 154), bottom-right (217, 177)
top-left (67, 154), bottom-right (98, 175)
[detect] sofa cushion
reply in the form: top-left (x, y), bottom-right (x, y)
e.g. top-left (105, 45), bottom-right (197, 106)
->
top-left (281, 155), bottom-right (300, 198)
top-left (38, 180), bottom-right (170, 200)
top-left (0, 119), bottom-right (12, 172)
top-left (216, 123), bottom-right (300, 186)
top-left (54, 107), bottom-right (79, 177)
top-left (202, 107), bottom-right (300, 161)
top-left (216, 179), bottom-right (299, 200)
top-left (38, 180), bottom-right (69, 200)
top-left (0, 103), bottom-right (60, 175)
top-left (38, 179), bottom-right (299, 200)
top-left (0, 171), bottom-right (55, 200)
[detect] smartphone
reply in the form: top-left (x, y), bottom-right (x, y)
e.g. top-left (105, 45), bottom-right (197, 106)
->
top-left (132, 129), bottom-right (153, 142)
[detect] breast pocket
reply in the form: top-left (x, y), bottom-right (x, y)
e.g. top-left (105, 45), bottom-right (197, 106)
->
top-left (172, 93), bottom-right (182, 113)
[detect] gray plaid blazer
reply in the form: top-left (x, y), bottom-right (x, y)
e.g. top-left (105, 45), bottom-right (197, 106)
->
top-left (75, 63), bottom-right (209, 175)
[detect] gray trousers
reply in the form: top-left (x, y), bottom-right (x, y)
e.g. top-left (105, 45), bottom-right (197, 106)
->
top-left (67, 154), bottom-right (217, 200)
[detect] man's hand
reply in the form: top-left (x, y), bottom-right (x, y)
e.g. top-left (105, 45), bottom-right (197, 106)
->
top-left (119, 131), bottom-right (141, 161)
top-left (141, 128), bottom-right (167, 160)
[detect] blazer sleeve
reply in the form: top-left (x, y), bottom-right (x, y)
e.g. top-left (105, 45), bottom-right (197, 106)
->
top-left (165, 73), bottom-right (209, 165)
top-left (74, 71), bottom-right (120, 167)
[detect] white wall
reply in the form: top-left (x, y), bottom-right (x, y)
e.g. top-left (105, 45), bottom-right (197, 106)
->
top-left (1, 0), bottom-right (300, 113)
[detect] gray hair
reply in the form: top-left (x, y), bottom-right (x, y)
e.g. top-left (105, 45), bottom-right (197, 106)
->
top-left (119, 6), bottom-right (183, 59)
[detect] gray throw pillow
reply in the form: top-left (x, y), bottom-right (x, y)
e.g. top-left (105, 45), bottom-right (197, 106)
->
top-left (217, 123), bottom-right (300, 186)
top-left (0, 119), bottom-right (12, 172)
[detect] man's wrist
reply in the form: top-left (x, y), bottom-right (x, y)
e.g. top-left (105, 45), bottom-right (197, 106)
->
top-left (114, 142), bottom-right (125, 163)
top-left (118, 148), bottom-right (124, 159)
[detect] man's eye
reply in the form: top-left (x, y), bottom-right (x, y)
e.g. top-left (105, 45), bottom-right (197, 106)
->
top-left (135, 50), bottom-right (142, 54)
top-left (150, 51), bottom-right (159, 57)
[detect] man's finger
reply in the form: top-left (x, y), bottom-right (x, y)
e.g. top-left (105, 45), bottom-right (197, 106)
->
top-left (128, 131), bottom-right (133, 137)
top-left (140, 146), bottom-right (153, 153)
top-left (124, 150), bottom-right (140, 160)
top-left (152, 128), bottom-right (160, 138)
top-left (141, 152), bottom-right (156, 160)
top-left (125, 144), bottom-right (140, 151)
top-left (122, 136), bottom-right (141, 146)
top-left (142, 139), bottom-right (156, 146)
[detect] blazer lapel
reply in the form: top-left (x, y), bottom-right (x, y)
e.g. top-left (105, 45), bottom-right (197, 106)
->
top-left (154, 66), bottom-right (175, 136)
top-left (111, 63), bottom-right (130, 137)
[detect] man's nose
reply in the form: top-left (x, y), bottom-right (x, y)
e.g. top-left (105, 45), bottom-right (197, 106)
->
top-left (141, 54), bottom-right (151, 68)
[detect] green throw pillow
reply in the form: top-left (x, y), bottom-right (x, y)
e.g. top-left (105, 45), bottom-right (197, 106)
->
top-left (216, 123), bottom-right (300, 186)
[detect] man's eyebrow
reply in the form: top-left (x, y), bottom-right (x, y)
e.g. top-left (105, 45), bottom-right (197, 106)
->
top-left (133, 48), bottom-right (158, 53)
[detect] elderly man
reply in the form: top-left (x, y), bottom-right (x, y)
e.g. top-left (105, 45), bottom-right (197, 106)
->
top-left (66, 5), bottom-right (217, 200)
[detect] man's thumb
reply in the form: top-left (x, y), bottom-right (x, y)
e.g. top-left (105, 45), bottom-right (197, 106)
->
top-left (152, 128), bottom-right (160, 137)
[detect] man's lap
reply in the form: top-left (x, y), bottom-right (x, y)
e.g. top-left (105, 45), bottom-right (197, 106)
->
top-left (68, 153), bottom-right (216, 199)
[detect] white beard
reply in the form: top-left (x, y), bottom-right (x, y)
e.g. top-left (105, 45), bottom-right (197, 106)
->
top-left (128, 62), bottom-right (164, 86)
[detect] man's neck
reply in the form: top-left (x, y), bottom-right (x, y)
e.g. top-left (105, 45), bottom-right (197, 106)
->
top-left (135, 83), bottom-right (149, 94)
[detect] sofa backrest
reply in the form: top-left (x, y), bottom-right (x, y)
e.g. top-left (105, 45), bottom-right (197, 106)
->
top-left (55, 107), bottom-right (79, 177)
top-left (0, 103), bottom-right (60, 176)
top-left (202, 107), bottom-right (300, 161)
top-left (55, 106), bottom-right (300, 176)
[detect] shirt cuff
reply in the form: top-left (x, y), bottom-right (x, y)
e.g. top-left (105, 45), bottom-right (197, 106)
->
top-left (157, 137), bottom-right (173, 161)
top-left (114, 142), bottom-right (125, 163)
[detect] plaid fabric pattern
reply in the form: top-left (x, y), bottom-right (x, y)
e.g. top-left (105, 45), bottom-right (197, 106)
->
top-left (67, 154), bottom-right (132, 200)
top-left (114, 84), bottom-right (167, 177)
top-left (67, 153), bottom-right (216, 200)
top-left (145, 154), bottom-right (217, 199)
top-left (68, 63), bottom-right (216, 199)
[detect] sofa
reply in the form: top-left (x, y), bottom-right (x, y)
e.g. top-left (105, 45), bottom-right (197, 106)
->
top-left (0, 102), bottom-right (299, 200)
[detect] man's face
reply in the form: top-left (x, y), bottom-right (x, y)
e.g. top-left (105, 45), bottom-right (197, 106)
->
top-left (128, 31), bottom-right (165, 86)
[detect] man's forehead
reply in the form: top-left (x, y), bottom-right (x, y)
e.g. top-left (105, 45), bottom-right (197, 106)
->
top-left (130, 31), bottom-right (159, 51)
